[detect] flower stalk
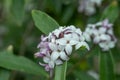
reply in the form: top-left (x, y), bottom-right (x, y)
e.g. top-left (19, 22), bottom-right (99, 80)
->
top-left (54, 61), bottom-right (67, 80)
top-left (99, 50), bottom-right (115, 80)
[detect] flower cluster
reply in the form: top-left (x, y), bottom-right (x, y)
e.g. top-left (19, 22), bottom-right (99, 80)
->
top-left (35, 25), bottom-right (89, 71)
top-left (83, 19), bottom-right (117, 51)
top-left (78, 0), bottom-right (102, 15)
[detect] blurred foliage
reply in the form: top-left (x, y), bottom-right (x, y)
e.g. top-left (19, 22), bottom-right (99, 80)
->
top-left (0, 50), bottom-right (48, 77)
top-left (99, 51), bottom-right (115, 80)
top-left (0, 0), bottom-right (120, 80)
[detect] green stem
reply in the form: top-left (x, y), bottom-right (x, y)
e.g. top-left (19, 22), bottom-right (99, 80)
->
top-left (99, 50), bottom-right (115, 80)
top-left (54, 61), bottom-right (67, 80)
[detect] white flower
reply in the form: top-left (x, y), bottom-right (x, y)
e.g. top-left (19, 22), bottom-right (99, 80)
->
top-left (43, 52), bottom-right (60, 68)
top-left (99, 41), bottom-right (115, 51)
top-left (87, 70), bottom-right (99, 80)
top-left (91, 0), bottom-right (102, 6)
top-left (102, 19), bottom-right (113, 28)
top-left (83, 19), bottom-right (117, 51)
top-left (75, 41), bottom-right (90, 50)
top-left (98, 27), bottom-right (107, 34)
top-left (56, 34), bottom-right (78, 55)
top-left (35, 25), bottom-right (89, 71)
top-left (78, 0), bottom-right (102, 15)
top-left (99, 34), bottom-right (111, 41)
top-left (83, 32), bottom-right (91, 42)
top-left (52, 27), bottom-right (64, 38)
top-left (49, 43), bottom-right (69, 60)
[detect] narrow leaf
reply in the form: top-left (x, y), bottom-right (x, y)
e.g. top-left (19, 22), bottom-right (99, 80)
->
top-left (3, 0), bottom-right (12, 14)
top-left (53, 0), bottom-right (62, 15)
top-left (11, 0), bottom-right (25, 25)
top-left (61, 5), bottom-right (75, 24)
top-left (74, 71), bottom-right (96, 80)
top-left (0, 51), bottom-right (48, 77)
top-left (54, 61), bottom-right (67, 80)
top-left (0, 69), bottom-right (10, 80)
top-left (101, 1), bottom-right (119, 23)
top-left (99, 51), bottom-right (115, 80)
top-left (32, 10), bottom-right (59, 35)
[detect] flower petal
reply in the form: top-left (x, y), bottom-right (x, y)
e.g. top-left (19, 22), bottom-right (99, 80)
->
top-left (53, 29), bottom-right (61, 37)
top-left (95, 22), bottom-right (102, 26)
top-left (69, 40), bottom-right (78, 45)
top-left (39, 62), bottom-right (46, 66)
top-left (75, 29), bottom-right (82, 35)
top-left (99, 42), bottom-right (110, 51)
top-left (75, 42), bottom-right (82, 50)
top-left (59, 51), bottom-right (69, 60)
top-left (49, 43), bottom-right (57, 51)
top-left (83, 42), bottom-right (90, 50)
top-left (34, 52), bottom-right (40, 58)
top-left (80, 35), bottom-right (85, 41)
top-left (48, 61), bottom-right (55, 68)
top-left (64, 34), bottom-right (72, 40)
top-left (58, 45), bottom-right (65, 51)
top-left (72, 33), bottom-right (79, 41)
top-left (93, 36), bottom-right (100, 43)
top-left (65, 44), bottom-right (72, 55)
top-left (34, 52), bottom-right (45, 58)
top-left (69, 25), bottom-right (76, 31)
top-left (99, 27), bottom-right (106, 34)
top-left (43, 57), bottom-right (50, 63)
top-left (51, 51), bottom-right (60, 61)
top-left (83, 32), bottom-right (91, 42)
top-left (45, 65), bottom-right (50, 71)
top-left (56, 38), bottom-right (67, 45)
top-left (55, 59), bottom-right (63, 65)
top-left (107, 29), bottom-right (113, 35)
top-left (102, 19), bottom-right (108, 27)
top-left (108, 41), bottom-right (115, 48)
top-left (75, 42), bottom-right (89, 50)
top-left (100, 34), bottom-right (111, 41)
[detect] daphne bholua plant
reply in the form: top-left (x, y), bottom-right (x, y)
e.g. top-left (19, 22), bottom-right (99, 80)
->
top-left (34, 25), bottom-right (89, 73)
top-left (32, 9), bottom-right (117, 80)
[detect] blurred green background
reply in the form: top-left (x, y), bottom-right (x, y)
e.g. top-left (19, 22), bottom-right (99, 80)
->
top-left (0, 0), bottom-right (120, 80)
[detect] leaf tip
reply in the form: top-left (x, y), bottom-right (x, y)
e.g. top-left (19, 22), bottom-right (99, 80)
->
top-left (7, 45), bottom-right (13, 53)
top-left (31, 10), bottom-right (36, 15)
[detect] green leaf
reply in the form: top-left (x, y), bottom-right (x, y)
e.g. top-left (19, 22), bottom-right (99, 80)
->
top-left (54, 0), bottom-right (62, 14)
top-left (61, 4), bottom-right (75, 24)
top-left (99, 51), bottom-right (115, 80)
top-left (54, 61), bottom-right (67, 80)
top-left (32, 10), bottom-right (59, 35)
top-left (10, 0), bottom-right (25, 25)
top-left (25, 74), bottom-right (47, 80)
top-left (46, 0), bottom-right (62, 15)
top-left (101, 1), bottom-right (119, 23)
top-left (0, 51), bottom-right (48, 77)
top-left (74, 71), bottom-right (96, 80)
top-left (3, 0), bottom-right (12, 14)
top-left (0, 69), bottom-right (10, 80)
